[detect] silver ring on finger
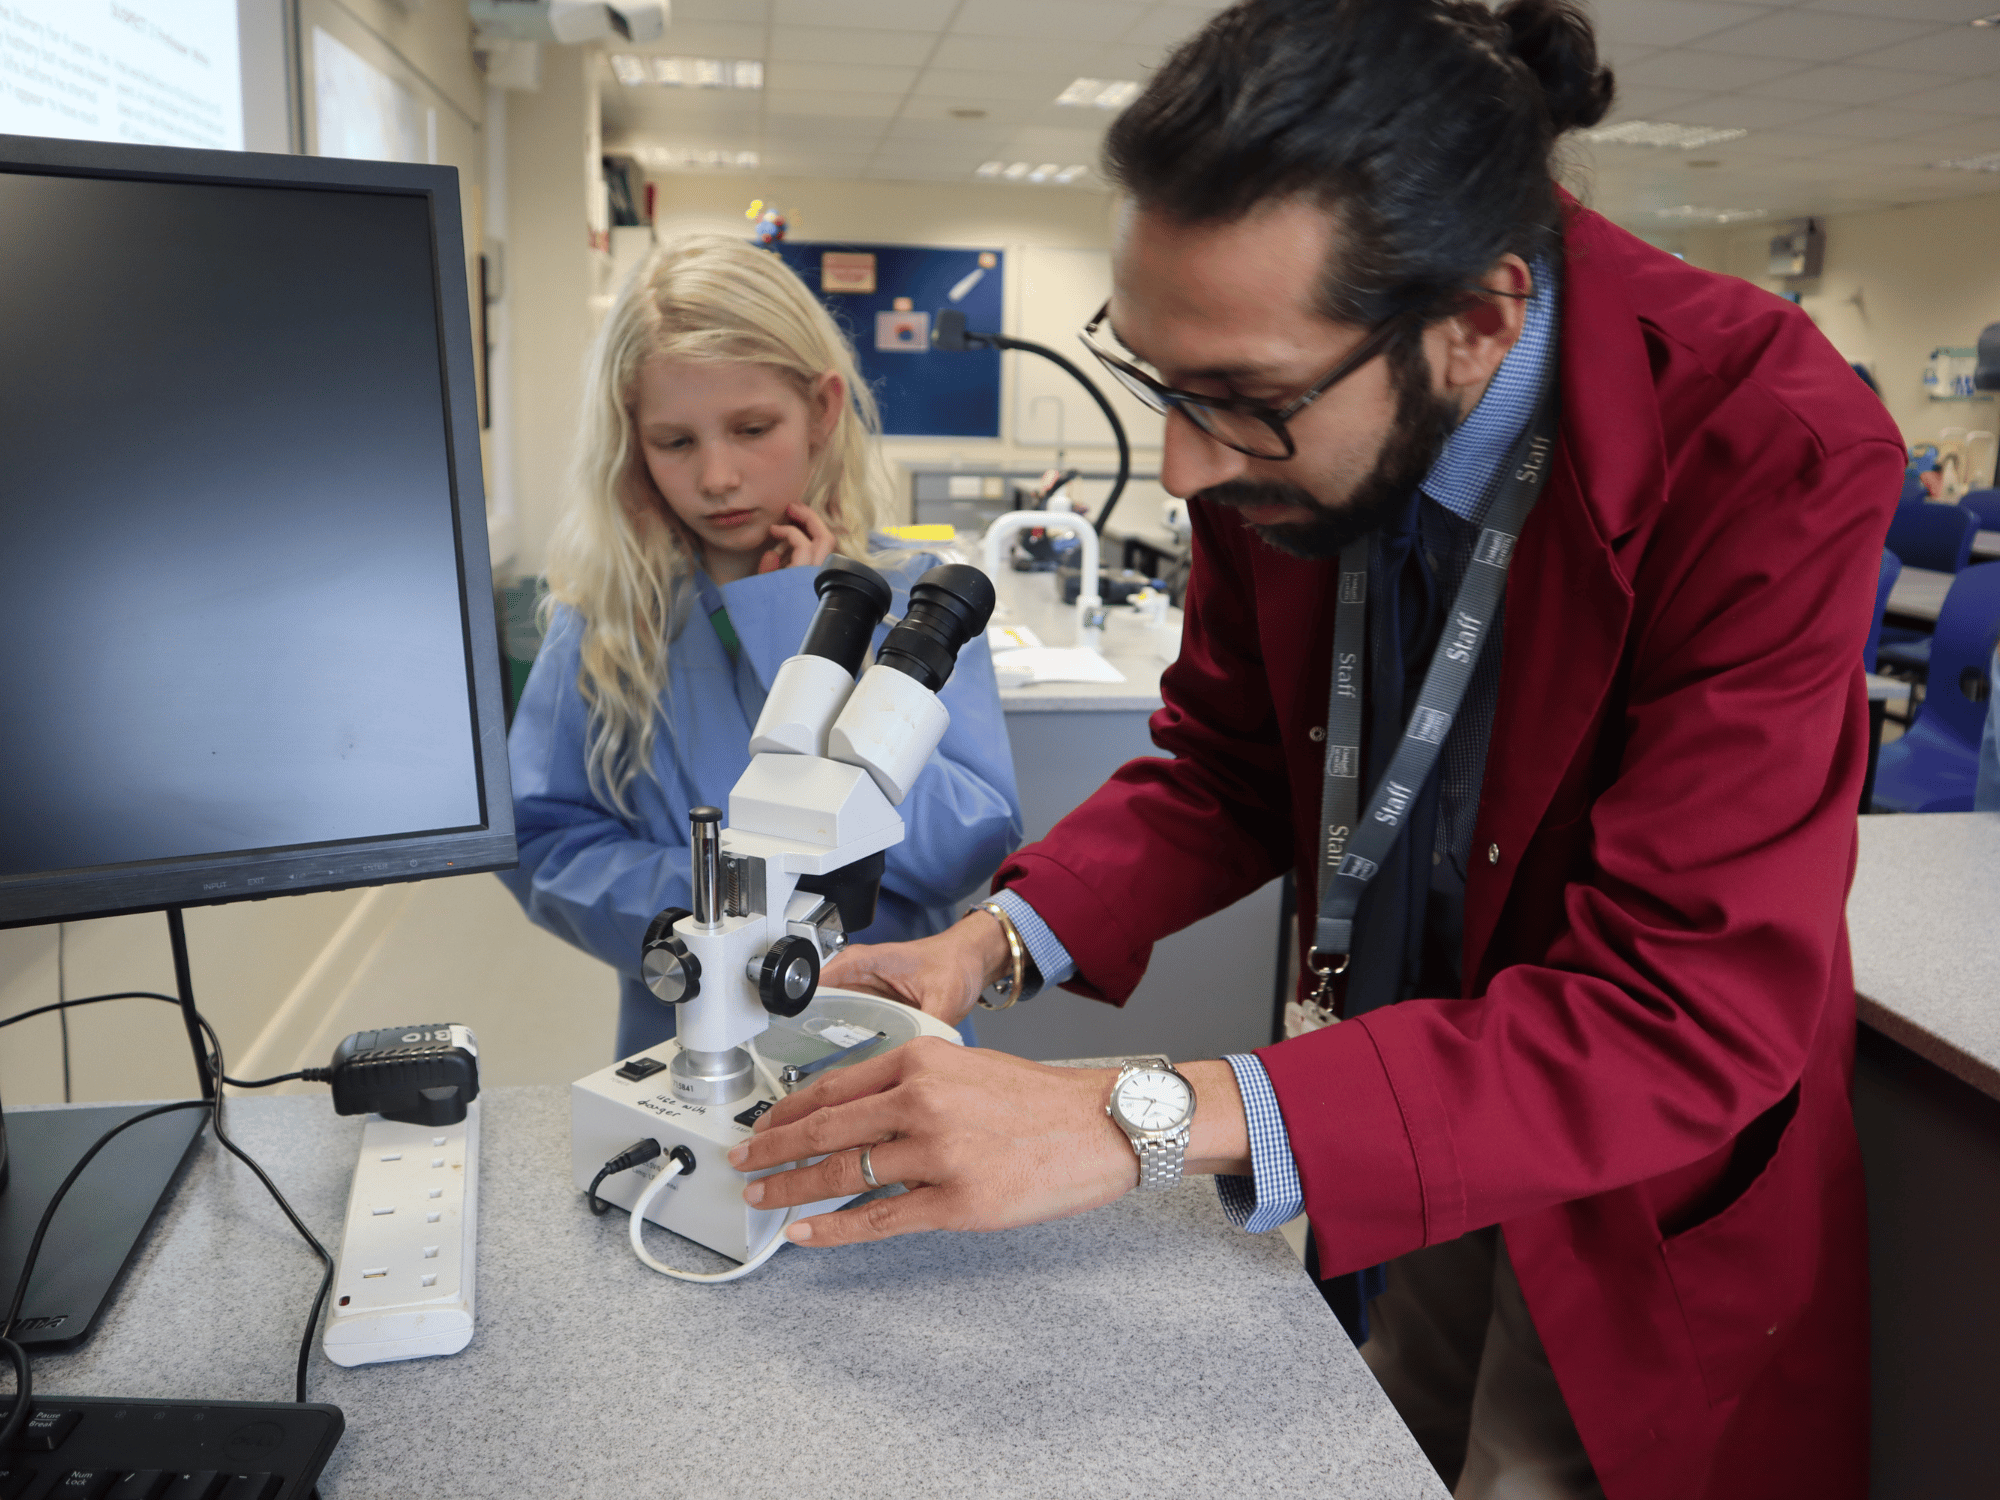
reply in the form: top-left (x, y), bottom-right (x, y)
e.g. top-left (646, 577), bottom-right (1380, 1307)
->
top-left (858, 1144), bottom-right (881, 1190)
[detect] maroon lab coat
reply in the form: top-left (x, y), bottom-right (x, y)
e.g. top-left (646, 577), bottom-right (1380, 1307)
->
top-left (996, 201), bottom-right (1902, 1499)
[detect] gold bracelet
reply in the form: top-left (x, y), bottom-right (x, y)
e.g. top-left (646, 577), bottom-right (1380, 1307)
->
top-left (974, 901), bottom-right (1026, 1011)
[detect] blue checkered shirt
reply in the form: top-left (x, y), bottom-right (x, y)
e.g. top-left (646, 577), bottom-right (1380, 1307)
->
top-left (996, 263), bottom-right (1558, 1231)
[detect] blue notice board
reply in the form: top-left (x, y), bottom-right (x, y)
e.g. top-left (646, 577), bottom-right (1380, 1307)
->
top-left (775, 241), bottom-right (1003, 438)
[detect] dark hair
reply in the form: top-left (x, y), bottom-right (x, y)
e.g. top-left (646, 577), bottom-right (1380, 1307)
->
top-left (1103, 0), bottom-right (1613, 328)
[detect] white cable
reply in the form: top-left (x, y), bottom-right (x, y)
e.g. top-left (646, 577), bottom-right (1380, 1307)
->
top-left (626, 1157), bottom-right (798, 1283)
top-left (746, 1036), bottom-right (788, 1103)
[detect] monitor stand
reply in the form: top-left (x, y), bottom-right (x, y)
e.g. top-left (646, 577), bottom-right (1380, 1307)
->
top-left (0, 1104), bottom-right (207, 1349)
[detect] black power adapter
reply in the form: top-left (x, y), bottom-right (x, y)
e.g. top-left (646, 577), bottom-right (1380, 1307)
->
top-left (305, 1023), bottom-right (481, 1126)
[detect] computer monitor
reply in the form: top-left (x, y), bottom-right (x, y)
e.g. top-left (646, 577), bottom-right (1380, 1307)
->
top-left (0, 131), bottom-right (516, 1349)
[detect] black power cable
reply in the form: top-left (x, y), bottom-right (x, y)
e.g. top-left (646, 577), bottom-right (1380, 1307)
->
top-left (932, 308), bottom-right (1133, 536)
top-left (0, 981), bottom-right (337, 1451)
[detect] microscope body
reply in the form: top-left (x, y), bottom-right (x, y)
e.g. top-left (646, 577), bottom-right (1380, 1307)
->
top-left (570, 559), bottom-right (993, 1262)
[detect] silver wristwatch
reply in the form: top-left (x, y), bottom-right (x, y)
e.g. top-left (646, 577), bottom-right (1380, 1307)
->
top-left (1106, 1057), bottom-right (1195, 1192)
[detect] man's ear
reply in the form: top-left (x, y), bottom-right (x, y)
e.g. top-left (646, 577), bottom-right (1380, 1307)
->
top-left (1434, 254), bottom-right (1532, 406)
top-left (810, 371), bottom-right (846, 448)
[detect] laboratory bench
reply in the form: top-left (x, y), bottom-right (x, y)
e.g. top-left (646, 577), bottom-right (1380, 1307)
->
top-left (23, 1087), bottom-right (1446, 1500)
top-left (1846, 811), bottom-right (2000, 1499)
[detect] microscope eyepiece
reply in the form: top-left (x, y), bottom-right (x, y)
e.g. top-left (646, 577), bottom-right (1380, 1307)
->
top-left (876, 564), bottom-right (996, 693)
top-left (799, 556), bottom-right (893, 678)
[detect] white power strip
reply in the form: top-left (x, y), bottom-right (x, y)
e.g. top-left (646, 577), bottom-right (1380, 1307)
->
top-left (322, 1100), bottom-right (479, 1367)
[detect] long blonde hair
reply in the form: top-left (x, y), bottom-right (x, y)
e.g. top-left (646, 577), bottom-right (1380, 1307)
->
top-left (544, 233), bottom-right (893, 812)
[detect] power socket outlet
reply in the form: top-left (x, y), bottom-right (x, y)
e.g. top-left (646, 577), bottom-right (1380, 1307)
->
top-left (322, 1100), bottom-right (479, 1366)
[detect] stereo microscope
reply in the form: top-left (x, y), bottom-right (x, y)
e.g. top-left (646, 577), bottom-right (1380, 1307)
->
top-left (570, 558), bottom-right (994, 1268)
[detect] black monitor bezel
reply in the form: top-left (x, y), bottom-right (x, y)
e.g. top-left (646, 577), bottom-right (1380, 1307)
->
top-left (0, 132), bottom-right (517, 930)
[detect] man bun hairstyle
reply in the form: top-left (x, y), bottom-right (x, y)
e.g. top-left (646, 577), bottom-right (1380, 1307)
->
top-left (1104, 0), bottom-right (1614, 329)
top-left (1502, 0), bottom-right (1615, 135)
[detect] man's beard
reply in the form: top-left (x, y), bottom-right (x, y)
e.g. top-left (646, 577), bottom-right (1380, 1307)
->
top-left (1197, 338), bottom-right (1460, 561)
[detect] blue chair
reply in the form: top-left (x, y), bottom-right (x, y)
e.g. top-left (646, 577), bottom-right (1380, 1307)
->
top-left (1871, 561), bottom-right (2000, 812)
top-left (1885, 502), bottom-right (1979, 572)
top-left (1866, 548), bottom-right (1901, 673)
top-left (1898, 473), bottom-right (1927, 507)
top-left (1878, 505), bottom-right (1981, 674)
top-left (1959, 487), bottom-right (2000, 531)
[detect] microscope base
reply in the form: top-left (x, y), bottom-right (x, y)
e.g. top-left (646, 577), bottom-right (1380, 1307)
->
top-left (570, 990), bottom-right (961, 1264)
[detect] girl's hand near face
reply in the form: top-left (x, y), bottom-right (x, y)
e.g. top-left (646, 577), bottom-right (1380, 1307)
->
top-left (759, 502), bottom-right (837, 573)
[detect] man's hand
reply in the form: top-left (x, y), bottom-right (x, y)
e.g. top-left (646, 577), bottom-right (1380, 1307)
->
top-left (757, 501), bottom-right (836, 573)
top-left (726, 1042), bottom-right (1253, 1248)
top-left (819, 911), bottom-right (1010, 1027)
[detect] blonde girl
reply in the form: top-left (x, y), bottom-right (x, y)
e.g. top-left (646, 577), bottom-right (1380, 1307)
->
top-left (499, 233), bottom-right (1021, 1054)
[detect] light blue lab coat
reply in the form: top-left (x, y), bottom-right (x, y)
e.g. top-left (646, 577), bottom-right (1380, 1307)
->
top-left (499, 555), bottom-right (1023, 1056)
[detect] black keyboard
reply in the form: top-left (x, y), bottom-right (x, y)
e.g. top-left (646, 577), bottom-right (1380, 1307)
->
top-left (0, 1396), bottom-right (342, 1500)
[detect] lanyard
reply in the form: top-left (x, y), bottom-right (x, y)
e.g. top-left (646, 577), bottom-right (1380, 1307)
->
top-left (1299, 377), bottom-right (1560, 1028)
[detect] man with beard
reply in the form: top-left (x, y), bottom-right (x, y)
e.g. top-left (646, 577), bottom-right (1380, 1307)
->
top-left (728, 2), bottom-right (1901, 1496)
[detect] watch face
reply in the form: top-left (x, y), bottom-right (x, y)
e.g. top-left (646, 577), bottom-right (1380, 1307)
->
top-left (1115, 1069), bottom-right (1190, 1132)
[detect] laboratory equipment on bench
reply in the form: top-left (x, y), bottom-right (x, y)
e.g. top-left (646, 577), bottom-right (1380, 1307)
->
top-left (570, 558), bottom-right (990, 1278)
top-left (983, 509), bottom-right (1104, 650)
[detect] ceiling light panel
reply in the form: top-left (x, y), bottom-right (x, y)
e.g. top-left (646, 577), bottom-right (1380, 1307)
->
top-left (972, 160), bottom-right (1092, 185)
top-left (1934, 151), bottom-right (2000, 170)
top-left (1652, 204), bottom-right (1768, 223)
top-left (607, 55), bottom-right (764, 89)
top-left (1582, 120), bottom-right (1750, 149)
top-left (631, 145), bottom-right (761, 170)
top-left (1056, 77), bottom-right (1141, 108)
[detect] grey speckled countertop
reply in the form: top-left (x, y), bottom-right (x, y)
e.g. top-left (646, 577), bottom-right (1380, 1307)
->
top-left (1849, 812), bottom-right (2000, 1100)
top-left (36, 1087), bottom-right (1444, 1500)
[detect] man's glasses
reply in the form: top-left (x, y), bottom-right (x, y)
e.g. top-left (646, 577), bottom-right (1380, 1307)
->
top-left (1078, 284), bottom-right (1526, 462)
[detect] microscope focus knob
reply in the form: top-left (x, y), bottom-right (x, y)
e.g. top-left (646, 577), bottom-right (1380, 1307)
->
top-left (755, 935), bottom-right (820, 1018)
top-left (641, 907), bottom-right (700, 1004)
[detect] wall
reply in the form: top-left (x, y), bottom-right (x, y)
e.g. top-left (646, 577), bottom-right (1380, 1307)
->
top-left (503, 45), bottom-right (598, 581)
top-left (0, 892), bottom-right (366, 1107)
top-left (1679, 192), bottom-right (2000, 452)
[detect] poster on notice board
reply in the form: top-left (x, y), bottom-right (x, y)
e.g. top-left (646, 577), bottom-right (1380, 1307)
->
top-left (777, 241), bottom-right (1004, 438)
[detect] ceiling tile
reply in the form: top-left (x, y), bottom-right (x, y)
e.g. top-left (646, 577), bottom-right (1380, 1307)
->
top-left (1803, 0), bottom-right (2000, 21)
top-left (1688, 11), bottom-right (1937, 62)
top-left (1718, 128), bottom-right (1854, 158)
top-left (1665, 95), bottom-right (1839, 129)
top-left (952, 0), bottom-right (1149, 43)
top-left (766, 61), bottom-right (918, 94)
top-left (1897, 117), bottom-right (2000, 152)
top-left (994, 124), bottom-right (1115, 158)
top-left (1590, 1), bottom-right (1781, 50)
top-left (1800, 105), bottom-right (1961, 139)
top-left (929, 35), bottom-right (1084, 72)
top-left (1840, 29), bottom-right (2000, 75)
top-left (894, 96), bottom-right (1039, 126)
top-left (762, 113), bottom-right (893, 142)
top-left (766, 90), bottom-right (905, 117)
top-left (772, 0), bottom-right (959, 28)
top-left (633, 22), bottom-right (767, 56)
top-left (1120, 4), bottom-right (1227, 48)
top-left (767, 28), bottom-right (940, 66)
top-left (1915, 76), bottom-right (2000, 114)
top-left (1618, 49), bottom-right (1808, 91)
top-left (1602, 85), bottom-right (1717, 121)
top-left (1743, 63), bottom-right (1938, 104)
top-left (669, 0), bottom-right (772, 20)
top-left (912, 68), bottom-right (1080, 102)
top-left (602, 92), bottom-right (763, 133)
top-left (1827, 138), bottom-right (1965, 167)
top-left (879, 116), bottom-right (1012, 148)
